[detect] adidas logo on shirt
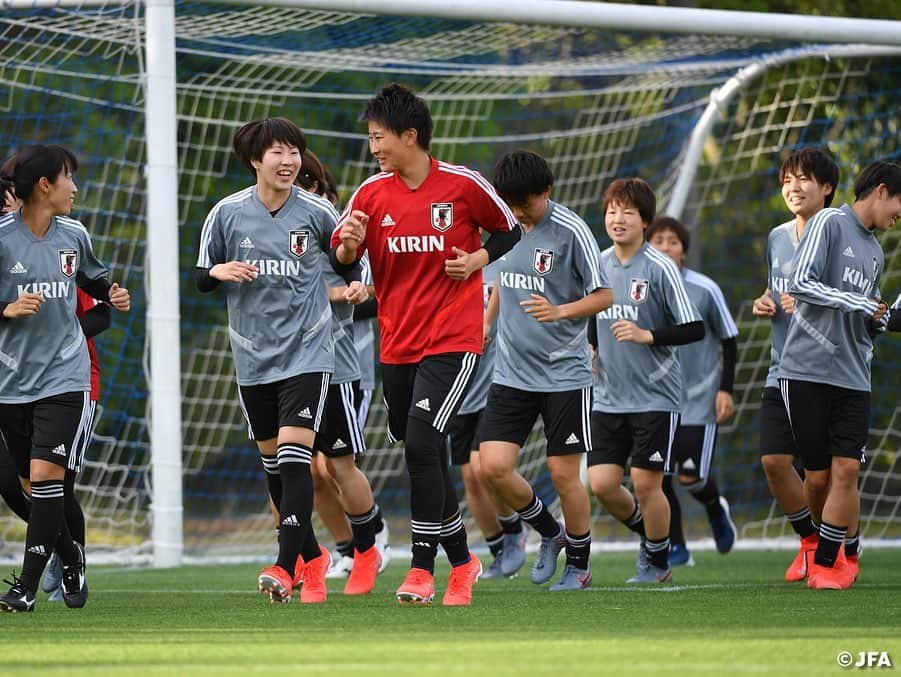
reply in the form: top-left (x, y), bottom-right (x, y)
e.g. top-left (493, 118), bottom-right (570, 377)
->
top-left (9, 261), bottom-right (26, 274)
top-left (281, 514), bottom-right (300, 526)
top-left (51, 444), bottom-right (67, 457)
top-left (380, 214), bottom-right (396, 227)
top-left (239, 237), bottom-right (254, 249)
top-left (649, 451), bottom-right (664, 463)
top-left (415, 398), bottom-right (431, 412)
top-left (843, 246), bottom-right (855, 258)
top-left (565, 433), bottom-right (580, 445)
top-left (298, 407), bottom-right (312, 419)
top-left (333, 438), bottom-right (347, 449)
top-left (27, 544), bottom-right (47, 556)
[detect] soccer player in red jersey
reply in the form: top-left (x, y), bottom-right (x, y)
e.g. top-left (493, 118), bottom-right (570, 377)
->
top-left (331, 84), bottom-right (521, 606)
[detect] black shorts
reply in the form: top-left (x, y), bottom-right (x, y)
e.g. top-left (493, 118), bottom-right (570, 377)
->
top-left (0, 391), bottom-right (93, 473)
top-left (779, 379), bottom-right (869, 472)
top-left (670, 423), bottom-right (717, 479)
top-left (480, 384), bottom-right (592, 457)
top-left (381, 352), bottom-right (479, 441)
top-left (588, 410), bottom-right (679, 472)
top-left (238, 372), bottom-right (330, 441)
top-left (315, 381), bottom-right (365, 458)
top-left (759, 386), bottom-right (797, 457)
top-left (446, 410), bottom-right (486, 466)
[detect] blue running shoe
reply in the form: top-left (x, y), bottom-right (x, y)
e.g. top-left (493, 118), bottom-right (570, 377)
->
top-left (627, 563), bottom-right (672, 584)
top-left (669, 543), bottom-right (695, 567)
top-left (550, 565), bottom-right (592, 591)
top-left (41, 552), bottom-right (62, 594)
top-left (499, 532), bottom-right (526, 577)
top-left (710, 497), bottom-right (737, 554)
top-left (480, 554), bottom-right (505, 580)
top-left (530, 530), bottom-right (565, 584)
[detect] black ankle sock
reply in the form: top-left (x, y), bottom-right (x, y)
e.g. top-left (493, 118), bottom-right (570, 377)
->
top-left (348, 505), bottom-right (377, 552)
top-left (515, 494), bottom-right (561, 539)
top-left (565, 530), bottom-right (591, 570)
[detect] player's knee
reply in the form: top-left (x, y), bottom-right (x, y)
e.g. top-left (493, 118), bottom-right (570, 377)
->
top-left (761, 454), bottom-right (794, 480)
top-left (804, 470), bottom-right (830, 496)
top-left (588, 472), bottom-right (617, 501)
top-left (403, 416), bottom-right (444, 470)
top-left (829, 457), bottom-right (860, 487)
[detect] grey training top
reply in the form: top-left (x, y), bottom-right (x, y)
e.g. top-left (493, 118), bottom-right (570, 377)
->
top-left (679, 268), bottom-right (738, 425)
top-left (593, 242), bottom-right (701, 414)
top-left (0, 212), bottom-right (107, 403)
top-left (325, 268), bottom-right (360, 385)
top-left (458, 260), bottom-right (498, 415)
top-left (353, 254), bottom-right (376, 391)
top-left (763, 220), bottom-right (801, 389)
top-left (492, 200), bottom-right (607, 392)
top-left (779, 204), bottom-right (886, 392)
top-left (197, 185), bottom-right (336, 386)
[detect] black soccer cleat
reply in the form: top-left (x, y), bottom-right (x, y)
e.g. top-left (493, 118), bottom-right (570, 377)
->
top-left (0, 573), bottom-right (36, 613)
top-left (61, 543), bottom-right (89, 609)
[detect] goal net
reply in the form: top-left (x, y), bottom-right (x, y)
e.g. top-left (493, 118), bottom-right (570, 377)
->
top-left (0, 0), bottom-right (898, 560)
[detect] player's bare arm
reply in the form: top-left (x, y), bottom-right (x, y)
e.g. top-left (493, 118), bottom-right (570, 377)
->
top-left (610, 319), bottom-right (653, 344)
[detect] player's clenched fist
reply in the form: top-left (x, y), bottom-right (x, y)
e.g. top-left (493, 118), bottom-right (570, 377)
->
top-left (340, 210), bottom-right (369, 255)
top-left (109, 282), bottom-right (131, 312)
top-left (2, 292), bottom-right (43, 319)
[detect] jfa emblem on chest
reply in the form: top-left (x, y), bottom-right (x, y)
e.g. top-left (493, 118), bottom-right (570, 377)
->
top-left (59, 249), bottom-right (77, 278)
top-left (533, 248), bottom-right (554, 275)
top-left (290, 230), bottom-right (309, 258)
top-left (629, 278), bottom-right (649, 304)
top-left (431, 203), bottom-right (453, 232)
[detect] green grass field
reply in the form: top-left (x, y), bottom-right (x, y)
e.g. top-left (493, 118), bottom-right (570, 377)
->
top-left (0, 549), bottom-right (899, 676)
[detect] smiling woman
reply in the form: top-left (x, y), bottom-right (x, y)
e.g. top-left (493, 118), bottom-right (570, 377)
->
top-left (0, 144), bottom-right (131, 613)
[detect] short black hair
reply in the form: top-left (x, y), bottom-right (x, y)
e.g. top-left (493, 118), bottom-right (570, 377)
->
top-left (603, 178), bottom-right (656, 226)
top-left (232, 118), bottom-right (306, 177)
top-left (2, 145), bottom-right (78, 203)
top-left (646, 215), bottom-right (690, 252)
top-left (492, 150), bottom-right (554, 206)
top-left (854, 161), bottom-right (901, 200)
top-left (779, 147), bottom-right (839, 207)
top-left (364, 83), bottom-right (433, 151)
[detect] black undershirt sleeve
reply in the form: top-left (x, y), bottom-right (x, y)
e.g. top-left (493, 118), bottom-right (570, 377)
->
top-left (79, 303), bottom-right (112, 339)
top-left (587, 315), bottom-right (598, 350)
top-left (650, 320), bottom-right (705, 346)
top-left (80, 277), bottom-right (113, 303)
top-left (482, 226), bottom-right (522, 262)
top-left (719, 336), bottom-right (737, 393)
top-left (195, 267), bottom-right (221, 293)
top-left (354, 297), bottom-right (378, 320)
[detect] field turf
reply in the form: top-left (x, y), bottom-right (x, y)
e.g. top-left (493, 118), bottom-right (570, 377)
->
top-left (0, 549), bottom-right (899, 675)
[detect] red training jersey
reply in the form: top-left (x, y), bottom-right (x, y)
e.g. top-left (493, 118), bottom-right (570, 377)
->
top-left (75, 287), bottom-right (102, 401)
top-left (332, 157), bottom-right (517, 364)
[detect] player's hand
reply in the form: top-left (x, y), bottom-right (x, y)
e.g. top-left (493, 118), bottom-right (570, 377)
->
top-left (715, 390), bottom-right (735, 423)
top-left (339, 210), bottom-right (368, 256)
top-left (482, 320), bottom-right (493, 349)
top-left (2, 292), bottom-right (43, 318)
top-left (109, 283), bottom-right (131, 312)
top-left (210, 261), bottom-right (259, 283)
top-left (752, 289), bottom-right (777, 317)
top-left (344, 280), bottom-right (369, 305)
top-left (610, 319), bottom-right (653, 344)
top-left (445, 247), bottom-right (479, 281)
top-left (874, 298), bottom-right (889, 322)
top-left (521, 294), bottom-right (562, 323)
top-left (778, 292), bottom-right (795, 315)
